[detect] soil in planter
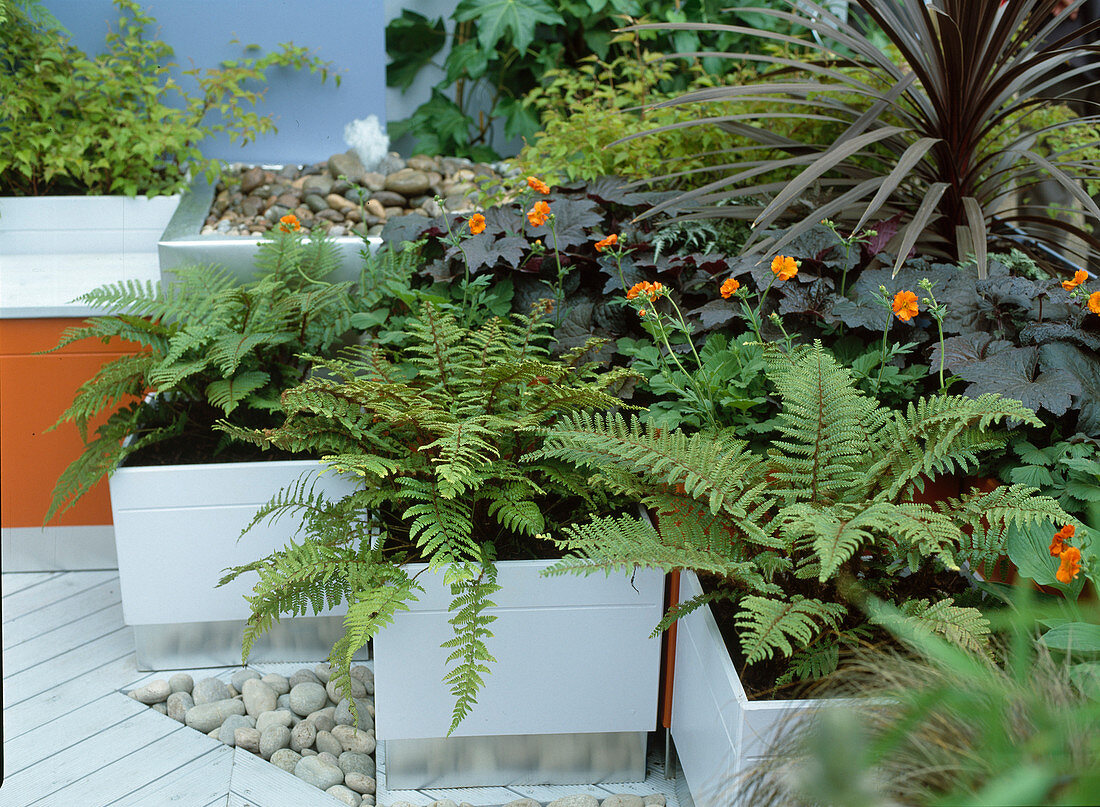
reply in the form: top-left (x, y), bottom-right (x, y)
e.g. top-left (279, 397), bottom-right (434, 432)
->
top-left (698, 561), bottom-right (977, 700)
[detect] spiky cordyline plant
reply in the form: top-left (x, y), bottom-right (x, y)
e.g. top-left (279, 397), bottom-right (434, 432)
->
top-left (531, 342), bottom-right (1079, 688)
top-left (217, 304), bottom-right (639, 733)
top-left (628, 0), bottom-right (1100, 277)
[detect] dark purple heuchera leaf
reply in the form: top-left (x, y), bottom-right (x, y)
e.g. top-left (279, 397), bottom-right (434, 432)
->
top-left (778, 277), bottom-right (838, 319)
top-left (955, 345), bottom-right (1080, 417)
top-left (929, 332), bottom-right (1014, 375)
top-left (381, 214), bottom-right (434, 246)
top-left (1020, 323), bottom-right (1100, 353)
top-left (1040, 342), bottom-right (1100, 436)
top-left (601, 257), bottom-right (647, 295)
top-left (864, 214), bottom-right (902, 257)
top-left (525, 197), bottom-right (604, 249)
top-left (690, 298), bottom-right (743, 331)
top-left (672, 253), bottom-right (731, 276)
top-left (583, 176), bottom-right (666, 208)
top-left (450, 234), bottom-right (529, 274)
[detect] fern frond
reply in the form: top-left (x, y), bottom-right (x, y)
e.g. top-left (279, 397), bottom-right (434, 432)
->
top-left (654, 588), bottom-right (735, 636)
top-left (440, 563), bottom-right (500, 735)
top-left (895, 598), bottom-right (991, 655)
top-left (50, 353), bottom-right (154, 439)
top-left (736, 595), bottom-right (847, 666)
top-left (206, 371), bottom-right (270, 415)
top-left (399, 478), bottom-right (478, 565)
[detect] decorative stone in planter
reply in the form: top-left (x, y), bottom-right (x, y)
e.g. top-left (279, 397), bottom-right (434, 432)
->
top-left (373, 560), bottom-right (665, 788)
top-left (669, 571), bottom-right (828, 807)
top-left (109, 459), bottom-right (365, 669)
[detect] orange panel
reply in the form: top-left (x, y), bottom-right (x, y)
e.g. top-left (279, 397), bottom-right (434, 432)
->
top-left (0, 318), bottom-right (143, 528)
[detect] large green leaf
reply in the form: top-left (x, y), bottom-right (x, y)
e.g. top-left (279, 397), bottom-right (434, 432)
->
top-left (455, 0), bottom-right (564, 53)
top-left (1041, 622), bottom-right (1100, 653)
top-left (1005, 521), bottom-right (1060, 586)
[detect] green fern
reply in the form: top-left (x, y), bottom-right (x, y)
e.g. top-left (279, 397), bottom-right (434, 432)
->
top-left (736, 596), bottom-right (847, 666)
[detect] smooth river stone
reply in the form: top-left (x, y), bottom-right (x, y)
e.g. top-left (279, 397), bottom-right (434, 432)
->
top-left (295, 755), bottom-right (345, 790)
top-left (217, 714), bottom-right (255, 746)
top-left (331, 725), bottom-right (374, 755)
top-left (289, 669), bottom-right (320, 688)
top-left (270, 748), bottom-right (302, 774)
top-left (242, 678), bottom-right (277, 716)
top-left (601, 797), bottom-right (645, 807)
top-left (337, 751), bottom-right (375, 778)
top-left (326, 676), bottom-right (366, 703)
top-left (186, 698), bottom-right (246, 733)
top-left (235, 727), bottom-right (261, 755)
top-left (289, 682), bottom-right (328, 716)
top-left (231, 669), bottom-right (261, 693)
top-left (166, 691), bottom-right (194, 723)
top-left (130, 680), bottom-right (170, 704)
top-left (344, 772), bottom-right (376, 795)
top-left (260, 725), bottom-right (292, 759)
top-left (334, 698), bottom-right (374, 731)
top-left (261, 673), bottom-right (290, 696)
top-left (192, 678), bottom-right (231, 705)
top-left (327, 784), bottom-right (362, 806)
top-left (547, 797), bottom-right (599, 807)
top-left (290, 720), bottom-right (317, 752)
top-left (255, 709), bottom-right (294, 734)
top-left (314, 663), bottom-right (333, 684)
top-left (169, 673), bottom-right (194, 694)
top-left (315, 730), bottom-right (344, 757)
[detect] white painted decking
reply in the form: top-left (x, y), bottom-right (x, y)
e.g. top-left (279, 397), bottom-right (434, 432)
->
top-left (1, 571), bottom-right (681, 807)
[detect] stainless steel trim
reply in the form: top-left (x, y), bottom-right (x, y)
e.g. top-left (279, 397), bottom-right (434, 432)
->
top-left (382, 731), bottom-right (648, 789)
top-left (1, 525), bottom-right (117, 571)
top-left (131, 616), bottom-right (368, 671)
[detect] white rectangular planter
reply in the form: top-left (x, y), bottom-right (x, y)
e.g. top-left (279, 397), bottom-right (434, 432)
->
top-left (0, 193), bottom-right (181, 318)
top-left (108, 459), bottom-right (360, 669)
top-left (374, 560), bottom-right (665, 787)
top-left (670, 571), bottom-right (825, 807)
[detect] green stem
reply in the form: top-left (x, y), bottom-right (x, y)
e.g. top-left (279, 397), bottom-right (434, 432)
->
top-left (874, 317), bottom-right (891, 395)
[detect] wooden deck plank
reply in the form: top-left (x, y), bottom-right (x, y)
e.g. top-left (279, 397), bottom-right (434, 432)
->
top-left (33, 718), bottom-right (221, 804)
top-left (1, 572), bottom-right (61, 597)
top-left (2, 570), bottom-right (115, 620)
top-left (229, 746), bottom-right (349, 805)
top-left (3, 709), bottom-right (181, 806)
top-left (4, 652), bottom-right (141, 740)
top-left (377, 788), bottom-right (437, 806)
top-left (4, 626), bottom-right (134, 708)
top-left (504, 784), bottom-right (619, 803)
top-left (4, 578), bottom-right (121, 642)
top-left (420, 785), bottom-right (533, 806)
top-left (106, 744), bottom-right (234, 807)
top-left (4, 602), bottom-right (124, 674)
top-left (4, 692), bottom-right (148, 776)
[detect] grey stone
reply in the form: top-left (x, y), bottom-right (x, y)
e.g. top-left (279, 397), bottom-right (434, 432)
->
top-left (325, 193), bottom-right (355, 211)
top-left (376, 153), bottom-right (406, 176)
top-left (601, 797), bottom-right (645, 807)
top-left (361, 172), bottom-right (386, 192)
top-left (240, 166), bottom-right (266, 194)
top-left (385, 168), bottom-right (431, 197)
top-left (271, 747), bottom-right (301, 773)
top-left (548, 798), bottom-right (599, 807)
top-left (130, 680), bottom-right (170, 704)
top-left (263, 204), bottom-right (291, 224)
top-left (276, 694), bottom-right (292, 711)
top-left (235, 727), bottom-right (261, 755)
top-left (314, 663), bottom-right (333, 684)
top-left (329, 225), bottom-right (347, 236)
top-left (301, 748), bottom-right (318, 756)
top-left (337, 751), bottom-right (375, 778)
top-left (431, 801), bottom-right (458, 807)
top-left (407, 154), bottom-right (438, 172)
top-left (255, 709), bottom-right (293, 734)
top-left (289, 682), bottom-right (328, 716)
top-left (242, 678), bottom-right (277, 717)
top-left (350, 666), bottom-right (373, 685)
top-left (260, 725), bottom-right (291, 760)
top-left (295, 755), bottom-right (345, 790)
top-left (316, 729), bottom-right (344, 757)
top-left (151, 702), bottom-right (168, 715)
top-left (302, 174), bottom-right (334, 196)
top-left (168, 673), bottom-right (193, 694)
top-left (370, 190), bottom-right (407, 208)
top-left (329, 151), bottom-right (369, 185)
top-left (289, 669), bottom-right (320, 688)
top-left (166, 691), bottom-right (194, 723)
top-left (316, 208), bottom-right (344, 223)
top-left (186, 698), bottom-right (246, 733)
top-left (327, 676), bottom-right (366, 703)
top-left (332, 725), bottom-right (375, 755)
top-left (230, 669), bottom-right (260, 693)
top-left (260, 673), bottom-right (290, 696)
top-left (304, 193), bottom-right (329, 214)
top-left (276, 192), bottom-right (300, 209)
top-left (503, 800), bottom-right (539, 807)
top-left (642, 796), bottom-right (666, 807)
top-left (240, 196), bottom-right (263, 218)
top-left (344, 772), bottom-right (376, 795)
top-left (317, 751), bottom-right (340, 768)
top-left (327, 784), bottom-right (362, 806)
top-left (361, 798), bottom-right (374, 807)
top-left (290, 719), bottom-right (317, 752)
top-left (308, 707), bottom-right (337, 734)
top-left (334, 698), bottom-right (374, 731)
top-left (217, 714), bottom-right (255, 745)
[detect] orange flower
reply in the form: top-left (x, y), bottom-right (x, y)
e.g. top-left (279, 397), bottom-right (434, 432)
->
top-left (595, 234), bottom-right (618, 252)
top-left (770, 255), bottom-right (799, 282)
top-left (468, 213), bottom-right (486, 234)
top-left (1089, 291), bottom-right (1100, 314)
top-left (892, 290), bottom-right (920, 322)
top-left (527, 176), bottom-right (550, 195)
top-left (1050, 524), bottom-right (1076, 556)
top-left (278, 213), bottom-right (301, 233)
top-left (1056, 545), bottom-right (1082, 584)
top-left (627, 280), bottom-right (663, 303)
top-left (527, 201), bottom-right (551, 227)
top-left (639, 309), bottom-right (647, 317)
top-left (1062, 270), bottom-right (1089, 291)
top-left (720, 278), bottom-right (741, 298)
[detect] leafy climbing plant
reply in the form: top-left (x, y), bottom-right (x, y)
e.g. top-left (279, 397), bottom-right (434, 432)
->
top-left (532, 342), bottom-right (1078, 687)
top-left (216, 304), bottom-right (638, 732)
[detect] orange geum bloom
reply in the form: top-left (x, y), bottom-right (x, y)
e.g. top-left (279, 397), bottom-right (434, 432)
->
top-left (278, 213), bottom-right (301, 232)
top-left (527, 176), bottom-right (550, 195)
top-left (1056, 545), bottom-right (1082, 584)
top-left (720, 278), bottom-right (741, 298)
top-left (1050, 524), bottom-right (1076, 556)
top-left (468, 213), bottom-right (486, 234)
top-left (595, 234), bottom-right (618, 252)
top-left (770, 255), bottom-right (799, 281)
top-left (626, 280), bottom-right (663, 302)
top-left (527, 201), bottom-right (551, 227)
top-left (1090, 291), bottom-right (1100, 314)
top-left (892, 290), bottom-right (920, 322)
top-left (1062, 270), bottom-right (1089, 290)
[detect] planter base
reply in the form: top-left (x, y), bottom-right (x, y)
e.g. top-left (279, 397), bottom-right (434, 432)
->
top-left (132, 615), bottom-right (368, 670)
top-left (2, 525), bottom-right (117, 571)
top-left (382, 731), bottom-right (647, 789)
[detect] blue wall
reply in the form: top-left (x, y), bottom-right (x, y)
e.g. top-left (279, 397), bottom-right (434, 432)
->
top-left (43, 0), bottom-right (386, 165)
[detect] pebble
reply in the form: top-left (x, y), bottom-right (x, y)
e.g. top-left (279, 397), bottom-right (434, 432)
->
top-left (332, 725), bottom-right (375, 755)
top-left (642, 797), bottom-right (666, 807)
top-left (370, 189), bottom-right (407, 208)
top-left (290, 720), bottom-right (317, 752)
top-left (270, 748), bottom-right (301, 774)
top-left (327, 676), bottom-right (366, 703)
top-left (235, 727), bottom-right (262, 755)
top-left (186, 698), bottom-right (246, 733)
top-left (316, 729), bottom-right (344, 757)
top-left (289, 682), bottom-right (328, 716)
top-left (301, 748), bottom-right (318, 757)
top-left (335, 698), bottom-right (374, 731)
top-left (431, 800), bottom-right (458, 807)
top-left (255, 709), bottom-right (293, 734)
top-left (276, 694), bottom-right (293, 711)
top-left (338, 751), bottom-right (375, 778)
top-left (217, 714), bottom-right (255, 746)
top-left (307, 706), bottom-right (337, 733)
top-left (261, 673), bottom-right (290, 696)
top-left (151, 702), bottom-right (168, 715)
top-left (290, 669), bottom-right (320, 688)
top-left (548, 797), bottom-right (600, 807)
top-left (302, 174), bottom-right (334, 196)
top-left (240, 166), bottom-right (265, 194)
top-left (329, 150), bottom-right (369, 185)
top-left (129, 680), bottom-right (170, 704)
top-left (350, 666), bottom-right (373, 686)
top-left (169, 673), bottom-right (194, 694)
top-left (192, 677), bottom-right (231, 705)
top-left (325, 193), bottom-right (355, 211)
top-left (328, 784), bottom-right (362, 806)
top-left (231, 669), bottom-right (261, 693)
top-left (602, 797), bottom-right (645, 807)
top-left (295, 755), bottom-right (345, 790)
top-left (242, 678), bottom-right (277, 716)
top-left (314, 663), bottom-right (333, 684)
top-left (361, 797), bottom-right (375, 806)
top-left (344, 772), bottom-right (376, 795)
top-left (166, 691), bottom-right (193, 723)
top-left (259, 725), bottom-right (291, 759)
top-left (503, 801), bottom-right (539, 807)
